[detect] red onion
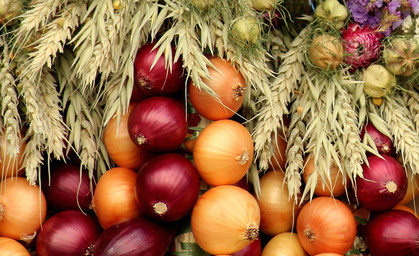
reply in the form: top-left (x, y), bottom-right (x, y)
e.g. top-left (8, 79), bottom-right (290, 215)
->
top-left (128, 96), bottom-right (187, 152)
top-left (41, 163), bottom-right (93, 212)
top-left (356, 154), bottom-right (407, 212)
top-left (360, 122), bottom-right (394, 155)
top-left (134, 42), bottom-right (185, 98)
top-left (36, 210), bottom-right (101, 256)
top-left (135, 153), bottom-right (200, 222)
top-left (363, 209), bottom-right (419, 256)
top-left (232, 237), bottom-right (262, 256)
top-left (93, 216), bottom-right (178, 256)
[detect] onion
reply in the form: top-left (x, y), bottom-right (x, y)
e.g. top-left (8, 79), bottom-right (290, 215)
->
top-left (360, 122), bottom-right (394, 155)
top-left (36, 210), bottom-right (101, 256)
top-left (92, 167), bottom-right (140, 229)
top-left (0, 177), bottom-right (47, 242)
top-left (128, 96), bottom-right (187, 152)
top-left (232, 237), bottom-right (262, 256)
top-left (363, 209), bottom-right (419, 256)
top-left (262, 232), bottom-right (306, 256)
top-left (0, 237), bottom-right (30, 256)
top-left (135, 153), bottom-right (200, 222)
top-left (191, 185), bottom-right (260, 255)
top-left (134, 42), bottom-right (185, 98)
top-left (356, 154), bottom-right (407, 212)
top-left (93, 216), bottom-right (178, 256)
top-left (41, 163), bottom-right (93, 212)
top-left (103, 103), bottom-right (154, 170)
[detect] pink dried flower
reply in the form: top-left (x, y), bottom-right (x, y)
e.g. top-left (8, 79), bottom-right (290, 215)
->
top-left (341, 23), bottom-right (384, 71)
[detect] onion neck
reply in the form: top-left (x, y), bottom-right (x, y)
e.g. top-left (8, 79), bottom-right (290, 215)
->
top-left (153, 202), bottom-right (168, 215)
top-left (232, 84), bottom-right (246, 101)
top-left (304, 227), bottom-right (316, 242)
top-left (385, 181), bottom-right (397, 193)
top-left (135, 134), bottom-right (148, 145)
top-left (138, 76), bottom-right (152, 90)
top-left (244, 224), bottom-right (259, 241)
top-left (84, 243), bottom-right (95, 256)
top-left (235, 150), bottom-right (250, 165)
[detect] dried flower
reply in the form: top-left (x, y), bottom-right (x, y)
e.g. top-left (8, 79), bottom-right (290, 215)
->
top-left (341, 23), bottom-right (384, 71)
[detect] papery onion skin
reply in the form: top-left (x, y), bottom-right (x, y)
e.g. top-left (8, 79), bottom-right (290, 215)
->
top-left (296, 197), bottom-right (357, 255)
top-left (134, 42), bottom-right (185, 98)
top-left (356, 154), bottom-right (407, 212)
top-left (103, 103), bottom-right (154, 170)
top-left (36, 210), bottom-right (101, 256)
top-left (0, 237), bottom-right (30, 256)
top-left (93, 216), bottom-right (179, 256)
top-left (360, 122), bottom-right (394, 155)
top-left (191, 185), bottom-right (261, 255)
top-left (135, 153), bottom-right (200, 222)
top-left (42, 163), bottom-right (93, 212)
top-left (92, 167), bottom-right (140, 229)
top-left (257, 170), bottom-right (300, 236)
top-left (0, 177), bottom-right (47, 241)
top-left (128, 96), bottom-right (187, 152)
top-left (188, 57), bottom-right (247, 121)
top-left (363, 209), bottom-right (419, 256)
top-left (261, 232), bottom-right (307, 256)
top-left (193, 119), bottom-right (254, 186)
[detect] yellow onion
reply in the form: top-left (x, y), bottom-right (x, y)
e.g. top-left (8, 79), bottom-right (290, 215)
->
top-left (308, 34), bottom-right (344, 70)
top-left (262, 232), bottom-right (307, 256)
top-left (383, 37), bottom-right (419, 77)
top-left (0, 237), bottom-right (30, 256)
top-left (256, 170), bottom-right (300, 236)
top-left (361, 64), bottom-right (396, 98)
top-left (191, 185), bottom-right (260, 255)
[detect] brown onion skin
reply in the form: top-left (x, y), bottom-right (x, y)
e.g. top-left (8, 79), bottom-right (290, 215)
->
top-left (93, 216), bottom-right (179, 256)
top-left (41, 163), bottom-right (93, 212)
top-left (36, 210), bottom-right (101, 256)
top-left (134, 42), bottom-right (185, 98)
top-left (128, 96), bottom-right (187, 152)
top-left (363, 209), bottom-right (419, 256)
top-left (356, 154), bottom-right (407, 212)
top-left (135, 153), bottom-right (200, 222)
top-left (360, 123), bottom-right (394, 155)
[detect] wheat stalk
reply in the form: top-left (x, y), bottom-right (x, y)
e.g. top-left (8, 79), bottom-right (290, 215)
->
top-left (402, 85), bottom-right (419, 133)
top-left (13, 0), bottom-right (70, 52)
top-left (20, 1), bottom-right (87, 82)
top-left (39, 67), bottom-right (67, 160)
top-left (253, 27), bottom-right (310, 172)
top-left (381, 94), bottom-right (419, 175)
top-left (0, 48), bottom-right (20, 160)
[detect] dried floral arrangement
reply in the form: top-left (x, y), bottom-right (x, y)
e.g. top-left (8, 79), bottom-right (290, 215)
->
top-left (0, 0), bottom-right (419, 205)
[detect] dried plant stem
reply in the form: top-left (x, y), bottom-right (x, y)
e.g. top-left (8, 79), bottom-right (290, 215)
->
top-left (381, 94), bottom-right (419, 175)
top-left (13, 0), bottom-right (70, 51)
top-left (57, 52), bottom-right (109, 178)
top-left (21, 1), bottom-right (87, 81)
top-left (0, 58), bottom-right (20, 159)
top-left (253, 27), bottom-right (310, 171)
top-left (402, 86), bottom-right (419, 133)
